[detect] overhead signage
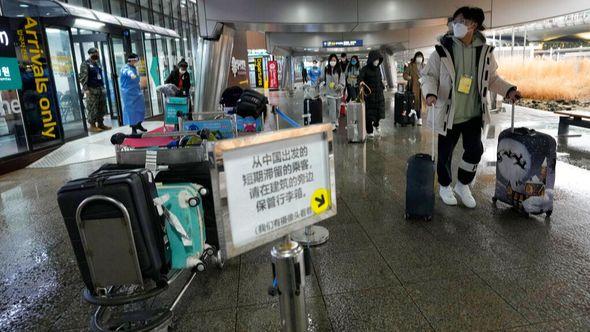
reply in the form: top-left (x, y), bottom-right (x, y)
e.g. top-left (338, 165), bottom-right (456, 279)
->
top-left (211, 124), bottom-right (337, 258)
top-left (254, 57), bottom-right (264, 88)
top-left (0, 18), bottom-right (22, 91)
top-left (322, 40), bottom-right (363, 48)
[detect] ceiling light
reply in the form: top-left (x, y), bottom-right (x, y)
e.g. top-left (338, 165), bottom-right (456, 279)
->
top-left (576, 32), bottom-right (590, 40)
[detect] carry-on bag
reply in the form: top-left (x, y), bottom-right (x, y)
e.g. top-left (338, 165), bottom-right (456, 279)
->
top-left (405, 106), bottom-right (435, 220)
top-left (57, 169), bottom-right (169, 295)
top-left (303, 98), bottom-right (323, 126)
top-left (493, 102), bottom-right (556, 216)
top-left (156, 182), bottom-right (211, 270)
top-left (394, 92), bottom-right (415, 126)
top-left (220, 86), bottom-right (244, 108)
top-left (346, 82), bottom-right (370, 143)
top-left (236, 89), bottom-right (268, 118)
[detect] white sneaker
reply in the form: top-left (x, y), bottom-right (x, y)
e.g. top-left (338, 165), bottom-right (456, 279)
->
top-left (439, 185), bottom-right (458, 206)
top-left (367, 133), bottom-right (375, 139)
top-left (374, 127), bottom-right (381, 136)
top-left (417, 118), bottom-right (423, 126)
top-left (454, 183), bottom-right (477, 208)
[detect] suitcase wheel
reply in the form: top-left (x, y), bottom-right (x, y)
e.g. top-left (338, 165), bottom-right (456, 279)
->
top-left (194, 261), bottom-right (206, 272)
top-left (188, 197), bottom-right (201, 207)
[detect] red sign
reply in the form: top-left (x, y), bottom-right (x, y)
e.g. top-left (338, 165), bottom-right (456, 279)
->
top-left (268, 60), bottom-right (279, 90)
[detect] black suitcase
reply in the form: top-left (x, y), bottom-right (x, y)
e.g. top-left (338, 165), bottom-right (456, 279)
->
top-left (57, 169), bottom-right (169, 295)
top-left (303, 98), bottom-right (323, 126)
top-left (236, 89), bottom-right (268, 118)
top-left (405, 153), bottom-right (435, 220)
top-left (95, 163), bottom-right (220, 248)
top-left (493, 103), bottom-right (556, 216)
top-left (394, 92), bottom-right (415, 126)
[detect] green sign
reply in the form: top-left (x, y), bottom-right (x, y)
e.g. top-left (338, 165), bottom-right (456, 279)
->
top-left (149, 56), bottom-right (160, 87)
top-left (0, 58), bottom-right (22, 91)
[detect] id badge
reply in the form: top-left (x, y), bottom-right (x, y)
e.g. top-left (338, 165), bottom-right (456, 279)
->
top-left (458, 75), bottom-right (473, 94)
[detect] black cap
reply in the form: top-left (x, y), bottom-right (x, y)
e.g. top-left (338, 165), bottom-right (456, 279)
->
top-left (341, 52), bottom-right (347, 57)
top-left (88, 47), bottom-right (98, 54)
top-left (178, 58), bottom-right (188, 68)
top-left (127, 53), bottom-right (139, 61)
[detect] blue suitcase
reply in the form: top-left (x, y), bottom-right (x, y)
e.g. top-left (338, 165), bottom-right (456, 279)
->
top-left (156, 182), bottom-right (211, 270)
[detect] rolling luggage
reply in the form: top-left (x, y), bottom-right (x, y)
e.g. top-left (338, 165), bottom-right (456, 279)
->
top-left (57, 169), bottom-right (169, 295)
top-left (394, 92), bottom-right (415, 126)
top-left (156, 182), bottom-right (210, 270)
top-left (303, 98), bottom-right (323, 126)
top-left (405, 106), bottom-right (435, 220)
top-left (347, 83), bottom-right (369, 143)
top-left (493, 103), bottom-right (556, 216)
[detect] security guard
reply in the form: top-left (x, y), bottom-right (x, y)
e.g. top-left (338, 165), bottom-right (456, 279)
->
top-left (79, 47), bottom-right (111, 132)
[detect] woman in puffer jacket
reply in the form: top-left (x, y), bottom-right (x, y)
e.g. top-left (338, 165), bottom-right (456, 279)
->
top-left (322, 53), bottom-right (346, 130)
top-left (359, 50), bottom-right (385, 138)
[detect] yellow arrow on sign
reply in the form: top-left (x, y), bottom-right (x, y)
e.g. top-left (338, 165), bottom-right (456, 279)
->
top-left (311, 188), bottom-right (330, 215)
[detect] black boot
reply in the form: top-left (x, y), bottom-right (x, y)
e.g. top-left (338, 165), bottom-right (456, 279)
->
top-left (136, 122), bottom-right (148, 132)
top-left (131, 124), bottom-right (138, 135)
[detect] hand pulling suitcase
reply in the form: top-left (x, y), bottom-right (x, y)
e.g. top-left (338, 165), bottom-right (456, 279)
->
top-left (493, 102), bottom-right (556, 216)
top-left (405, 106), bottom-right (435, 220)
top-left (303, 98), bottom-right (323, 126)
top-left (156, 182), bottom-right (211, 270)
top-left (57, 169), bottom-right (169, 295)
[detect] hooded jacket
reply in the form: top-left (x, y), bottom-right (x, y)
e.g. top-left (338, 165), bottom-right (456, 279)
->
top-left (359, 50), bottom-right (385, 119)
top-left (421, 32), bottom-right (515, 136)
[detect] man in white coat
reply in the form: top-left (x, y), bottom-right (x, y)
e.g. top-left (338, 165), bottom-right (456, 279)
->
top-left (421, 6), bottom-right (521, 208)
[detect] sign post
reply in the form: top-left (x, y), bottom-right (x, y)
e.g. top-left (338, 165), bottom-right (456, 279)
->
top-left (209, 124), bottom-right (336, 332)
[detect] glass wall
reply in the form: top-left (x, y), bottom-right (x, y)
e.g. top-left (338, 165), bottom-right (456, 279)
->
top-left (46, 28), bottom-right (85, 139)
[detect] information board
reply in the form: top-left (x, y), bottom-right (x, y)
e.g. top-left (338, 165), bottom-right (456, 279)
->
top-left (211, 124), bottom-right (336, 258)
top-left (322, 40), bottom-right (363, 48)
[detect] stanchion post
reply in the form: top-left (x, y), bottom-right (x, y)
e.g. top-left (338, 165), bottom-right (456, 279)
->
top-left (269, 235), bottom-right (307, 332)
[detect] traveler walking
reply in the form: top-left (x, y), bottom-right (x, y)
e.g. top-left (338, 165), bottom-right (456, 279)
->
top-left (346, 55), bottom-right (360, 102)
top-left (421, 6), bottom-right (521, 208)
top-left (340, 53), bottom-right (349, 73)
top-left (322, 53), bottom-right (345, 130)
top-left (308, 60), bottom-right (321, 86)
top-left (403, 51), bottom-right (426, 125)
top-left (359, 50), bottom-right (385, 138)
top-left (165, 58), bottom-right (191, 97)
top-left (79, 47), bottom-right (110, 132)
top-left (120, 53), bottom-right (147, 134)
top-left (301, 62), bottom-right (308, 84)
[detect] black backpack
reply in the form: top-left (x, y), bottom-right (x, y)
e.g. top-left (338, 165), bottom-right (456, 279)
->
top-left (220, 86), bottom-right (244, 107)
top-left (236, 89), bottom-right (268, 118)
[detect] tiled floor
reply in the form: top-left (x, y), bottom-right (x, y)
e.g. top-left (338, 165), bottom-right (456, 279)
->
top-left (1, 89), bottom-right (590, 331)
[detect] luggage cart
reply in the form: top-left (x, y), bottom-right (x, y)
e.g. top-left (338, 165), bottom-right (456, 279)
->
top-left (76, 195), bottom-right (217, 331)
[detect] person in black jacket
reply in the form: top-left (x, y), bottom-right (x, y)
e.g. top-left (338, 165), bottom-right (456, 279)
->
top-left (359, 50), bottom-right (385, 138)
top-left (165, 59), bottom-right (191, 97)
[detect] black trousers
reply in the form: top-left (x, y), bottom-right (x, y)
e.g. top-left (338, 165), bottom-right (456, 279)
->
top-left (437, 116), bottom-right (484, 186)
top-left (346, 85), bottom-right (358, 102)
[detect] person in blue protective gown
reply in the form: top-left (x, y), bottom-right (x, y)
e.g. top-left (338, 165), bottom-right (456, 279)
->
top-left (120, 53), bottom-right (147, 134)
top-left (307, 59), bottom-right (322, 86)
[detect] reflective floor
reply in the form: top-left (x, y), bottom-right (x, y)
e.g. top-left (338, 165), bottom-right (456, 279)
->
top-left (1, 90), bottom-right (590, 331)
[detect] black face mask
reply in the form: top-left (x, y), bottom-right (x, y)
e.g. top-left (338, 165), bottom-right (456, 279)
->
top-left (90, 54), bottom-right (99, 61)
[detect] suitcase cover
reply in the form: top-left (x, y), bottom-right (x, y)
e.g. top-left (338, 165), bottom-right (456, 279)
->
top-left (494, 127), bottom-right (556, 214)
top-left (346, 101), bottom-right (366, 143)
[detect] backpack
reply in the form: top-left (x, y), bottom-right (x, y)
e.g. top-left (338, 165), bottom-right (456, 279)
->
top-left (236, 89), bottom-right (268, 118)
top-left (220, 86), bottom-right (244, 107)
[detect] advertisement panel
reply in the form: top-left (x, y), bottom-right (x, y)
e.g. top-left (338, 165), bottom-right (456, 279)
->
top-left (254, 57), bottom-right (264, 88)
top-left (267, 60), bottom-right (278, 90)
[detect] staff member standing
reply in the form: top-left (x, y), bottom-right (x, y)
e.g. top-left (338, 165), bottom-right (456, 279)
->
top-left (120, 53), bottom-right (146, 134)
top-left (79, 47), bottom-right (110, 132)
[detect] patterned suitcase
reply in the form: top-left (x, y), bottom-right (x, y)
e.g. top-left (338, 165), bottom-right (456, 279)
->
top-left (156, 182), bottom-right (211, 270)
top-left (493, 103), bottom-right (557, 216)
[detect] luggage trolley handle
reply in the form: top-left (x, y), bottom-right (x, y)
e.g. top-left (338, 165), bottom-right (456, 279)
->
top-left (75, 195), bottom-right (144, 293)
top-left (510, 100), bottom-right (515, 132)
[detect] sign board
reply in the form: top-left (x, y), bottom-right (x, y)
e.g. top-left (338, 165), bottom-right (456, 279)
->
top-left (254, 57), bottom-right (264, 88)
top-left (322, 40), bottom-right (363, 48)
top-left (267, 60), bottom-right (278, 90)
top-left (210, 124), bottom-right (336, 258)
top-left (0, 17), bottom-right (22, 91)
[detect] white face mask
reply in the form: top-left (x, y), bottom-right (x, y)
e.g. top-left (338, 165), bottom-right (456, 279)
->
top-left (373, 60), bottom-right (380, 67)
top-left (329, 61), bottom-right (337, 67)
top-left (453, 23), bottom-right (469, 38)
top-left (179, 69), bottom-right (187, 74)
top-left (416, 57), bottom-right (423, 63)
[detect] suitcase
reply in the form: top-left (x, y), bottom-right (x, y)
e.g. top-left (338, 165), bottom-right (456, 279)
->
top-left (94, 163), bottom-right (220, 249)
top-left (405, 107), bottom-right (435, 220)
top-left (346, 101), bottom-right (366, 143)
top-left (394, 92), bottom-right (415, 126)
top-left (156, 182), bottom-right (209, 270)
top-left (57, 169), bottom-right (169, 295)
top-left (303, 98), bottom-right (323, 126)
top-left (493, 103), bottom-right (556, 216)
